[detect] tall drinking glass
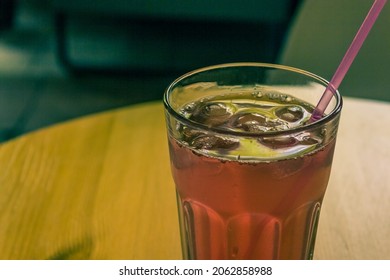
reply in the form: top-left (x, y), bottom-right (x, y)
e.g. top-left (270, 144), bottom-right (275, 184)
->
top-left (164, 63), bottom-right (342, 260)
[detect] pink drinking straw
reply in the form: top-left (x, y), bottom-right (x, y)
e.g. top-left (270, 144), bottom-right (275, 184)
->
top-left (310, 0), bottom-right (387, 122)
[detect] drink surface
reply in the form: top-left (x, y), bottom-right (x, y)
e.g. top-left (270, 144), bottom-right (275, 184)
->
top-left (174, 89), bottom-right (325, 161)
top-left (168, 90), bottom-right (336, 259)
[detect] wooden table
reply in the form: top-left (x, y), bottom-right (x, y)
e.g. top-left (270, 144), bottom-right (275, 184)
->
top-left (0, 97), bottom-right (389, 260)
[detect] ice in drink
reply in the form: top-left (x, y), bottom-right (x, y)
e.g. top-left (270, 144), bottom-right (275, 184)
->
top-left (167, 89), bottom-right (338, 259)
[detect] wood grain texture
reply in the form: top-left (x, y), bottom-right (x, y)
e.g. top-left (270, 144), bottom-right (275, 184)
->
top-left (0, 98), bottom-right (388, 260)
top-left (0, 102), bottom-right (180, 260)
top-left (314, 97), bottom-right (390, 259)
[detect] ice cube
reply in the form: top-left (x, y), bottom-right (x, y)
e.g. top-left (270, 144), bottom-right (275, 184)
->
top-left (190, 102), bottom-right (236, 127)
top-left (180, 102), bottom-right (197, 117)
top-left (191, 134), bottom-right (239, 150)
top-left (275, 106), bottom-right (304, 122)
top-left (258, 136), bottom-right (298, 149)
top-left (297, 133), bottom-right (321, 146)
top-left (179, 125), bottom-right (203, 142)
top-left (233, 113), bottom-right (267, 132)
top-left (232, 113), bottom-right (285, 132)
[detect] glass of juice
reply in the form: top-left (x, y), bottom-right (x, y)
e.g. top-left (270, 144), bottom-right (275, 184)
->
top-left (163, 63), bottom-right (342, 260)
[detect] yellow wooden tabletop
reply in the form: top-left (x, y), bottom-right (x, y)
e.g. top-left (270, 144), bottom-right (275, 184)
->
top-left (0, 97), bottom-right (389, 260)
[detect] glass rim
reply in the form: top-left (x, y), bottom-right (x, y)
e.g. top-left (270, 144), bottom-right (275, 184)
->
top-left (163, 62), bottom-right (343, 137)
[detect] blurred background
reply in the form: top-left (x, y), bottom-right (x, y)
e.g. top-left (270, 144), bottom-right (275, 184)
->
top-left (0, 0), bottom-right (388, 142)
